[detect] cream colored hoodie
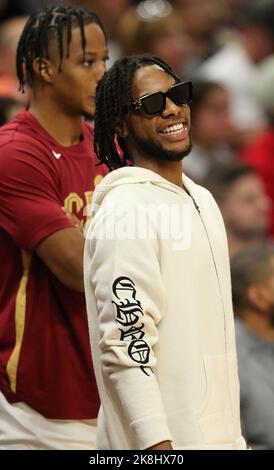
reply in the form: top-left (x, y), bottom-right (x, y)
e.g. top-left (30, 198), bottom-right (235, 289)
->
top-left (84, 167), bottom-right (246, 450)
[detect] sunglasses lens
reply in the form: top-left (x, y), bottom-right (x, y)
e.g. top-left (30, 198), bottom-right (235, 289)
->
top-left (169, 82), bottom-right (192, 106)
top-left (142, 92), bottom-right (165, 115)
top-left (132, 81), bottom-right (192, 116)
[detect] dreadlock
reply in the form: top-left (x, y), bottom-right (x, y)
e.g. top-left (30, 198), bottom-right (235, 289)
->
top-left (94, 54), bottom-right (180, 171)
top-left (16, 3), bottom-right (105, 92)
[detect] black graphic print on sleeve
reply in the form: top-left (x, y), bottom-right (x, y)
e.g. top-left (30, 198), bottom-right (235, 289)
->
top-left (112, 276), bottom-right (152, 375)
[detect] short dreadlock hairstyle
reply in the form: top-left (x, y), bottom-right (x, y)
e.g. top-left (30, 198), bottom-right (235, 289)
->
top-left (16, 3), bottom-right (105, 92)
top-left (94, 54), bottom-right (180, 171)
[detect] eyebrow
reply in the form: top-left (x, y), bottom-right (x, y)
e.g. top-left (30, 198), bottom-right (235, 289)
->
top-left (77, 50), bottom-right (108, 58)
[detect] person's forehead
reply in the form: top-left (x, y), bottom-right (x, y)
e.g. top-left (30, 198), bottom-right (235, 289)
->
top-left (49, 21), bottom-right (105, 58)
top-left (69, 22), bottom-right (105, 52)
top-left (132, 65), bottom-right (175, 98)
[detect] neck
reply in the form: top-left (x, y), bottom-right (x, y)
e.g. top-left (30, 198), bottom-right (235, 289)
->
top-left (240, 309), bottom-right (274, 341)
top-left (28, 91), bottom-right (83, 147)
top-left (133, 155), bottom-right (184, 189)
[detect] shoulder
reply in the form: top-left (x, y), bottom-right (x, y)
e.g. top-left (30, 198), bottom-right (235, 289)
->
top-left (184, 174), bottom-right (217, 204)
top-left (92, 180), bottom-right (156, 229)
top-left (0, 111), bottom-right (25, 148)
top-left (185, 175), bottom-right (226, 228)
top-left (0, 129), bottom-right (57, 183)
top-left (198, 185), bottom-right (219, 211)
top-left (0, 141), bottom-right (54, 179)
top-left (0, 109), bottom-right (47, 154)
top-left (102, 185), bottom-right (146, 211)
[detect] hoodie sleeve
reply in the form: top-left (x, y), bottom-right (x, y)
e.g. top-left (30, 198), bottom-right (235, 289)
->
top-left (86, 200), bottom-right (173, 449)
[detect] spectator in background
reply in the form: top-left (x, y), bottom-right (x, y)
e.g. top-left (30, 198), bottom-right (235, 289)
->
top-left (204, 164), bottom-right (271, 257)
top-left (231, 244), bottom-right (274, 449)
top-left (70, 0), bottom-right (132, 65)
top-left (214, 0), bottom-right (252, 43)
top-left (0, 4), bottom-right (108, 449)
top-left (199, 0), bottom-right (274, 147)
top-left (174, 0), bottom-right (224, 75)
top-left (184, 80), bottom-right (235, 184)
top-left (241, 55), bottom-right (274, 237)
top-left (117, 0), bottom-right (193, 77)
top-left (0, 16), bottom-right (29, 104)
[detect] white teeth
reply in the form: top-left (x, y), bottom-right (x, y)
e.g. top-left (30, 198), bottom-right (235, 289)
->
top-left (162, 123), bottom-right (186, 134)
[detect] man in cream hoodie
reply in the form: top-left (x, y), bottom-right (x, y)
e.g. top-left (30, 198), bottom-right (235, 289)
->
top-left (84, 54), bottom-right (246, 450)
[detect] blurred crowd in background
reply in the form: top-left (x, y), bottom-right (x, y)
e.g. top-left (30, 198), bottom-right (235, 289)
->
top-left (0, 0), bottom-right (274, 450)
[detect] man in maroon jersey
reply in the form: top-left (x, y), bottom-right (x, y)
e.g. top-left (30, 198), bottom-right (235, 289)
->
top-left (0, 4), bottom-right (108, 449)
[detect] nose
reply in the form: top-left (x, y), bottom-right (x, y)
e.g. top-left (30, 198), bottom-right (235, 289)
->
top-left (162, 96), bottom-right (187, 117)
top-left (94, 60), bottom-right (106, 83)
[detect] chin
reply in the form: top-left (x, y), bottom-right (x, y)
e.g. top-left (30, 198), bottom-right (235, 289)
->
top-left (169, 142), bottom-right (190, 154)
top-left (130, 129), bottom-right (192, 163)
top-left (163, 141), bottom-right (192, 161)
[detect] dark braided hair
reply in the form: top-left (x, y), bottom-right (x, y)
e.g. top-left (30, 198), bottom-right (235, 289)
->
top-left (94, 54), bottom-right (180, 171)
top-left (16, 3), bottom-right (105, 92)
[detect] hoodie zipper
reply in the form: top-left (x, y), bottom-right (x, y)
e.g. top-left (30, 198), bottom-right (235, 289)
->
top-left (185, 186), bottom-right (227, 345)
top-left (183, 186), bottom-right (225, 324)
top-left (184, 187), bottom-right (236, 427)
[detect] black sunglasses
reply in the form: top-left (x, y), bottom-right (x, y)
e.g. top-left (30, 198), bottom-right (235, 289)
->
top-left (125, 81), bottom-right (192, 116)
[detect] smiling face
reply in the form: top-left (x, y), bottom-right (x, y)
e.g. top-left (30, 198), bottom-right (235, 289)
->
top-left (41, 22), bottom-right (108, 118)
top-left (123, 65), bottom-right (191, 164)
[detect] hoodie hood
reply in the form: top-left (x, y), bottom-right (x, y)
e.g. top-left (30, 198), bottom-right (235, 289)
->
top-left (92, 166), bottom-right (197, 209)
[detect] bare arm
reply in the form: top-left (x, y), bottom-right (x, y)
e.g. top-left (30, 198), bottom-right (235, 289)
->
top-left (35, 227), bottom-right (85, 292)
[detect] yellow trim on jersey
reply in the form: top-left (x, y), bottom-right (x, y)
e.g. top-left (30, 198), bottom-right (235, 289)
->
top-left (6, 250), bottom-right (31, 393)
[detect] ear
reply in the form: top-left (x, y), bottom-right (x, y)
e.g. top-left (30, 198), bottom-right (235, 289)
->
top-left (114, 119), bottom-right (129, 139)
top-left (32, 57), bottom-right (55, 85)
top-left (247, 284), bottom-right (269, 311)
